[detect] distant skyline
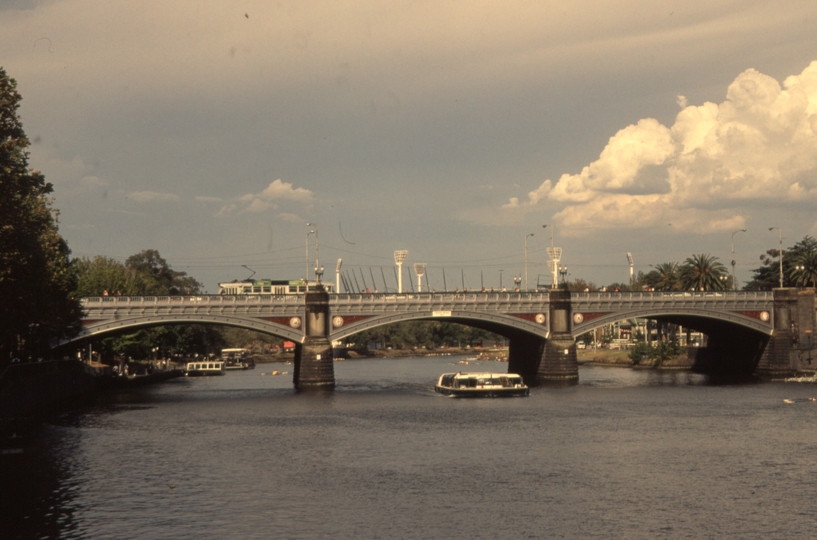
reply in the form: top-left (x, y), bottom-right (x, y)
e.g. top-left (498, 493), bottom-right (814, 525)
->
top-left (3, 0), bottom-right (817, 292)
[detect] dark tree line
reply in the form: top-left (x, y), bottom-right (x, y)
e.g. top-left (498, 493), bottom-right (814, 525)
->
top-left (0, 67), bottom-right (82, 365)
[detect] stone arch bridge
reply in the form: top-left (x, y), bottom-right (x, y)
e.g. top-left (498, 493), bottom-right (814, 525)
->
top-left (70, 288), bottom-right (814, 387)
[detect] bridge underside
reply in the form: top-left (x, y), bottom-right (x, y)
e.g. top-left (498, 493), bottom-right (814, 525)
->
top-left (650, 315), bottom-right (770, 377)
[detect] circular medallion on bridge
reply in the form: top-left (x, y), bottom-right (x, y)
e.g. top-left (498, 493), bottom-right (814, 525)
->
top-left (289, 317), bottom-right (302, 328)
top-left (535, 313), bottom-right (546, 324)
top-left (760, 311), bottom-right (770, 322)
top-left (573, 313), bottom-right (584, 324)
top-left (333, 316), bottom-right (344, 328)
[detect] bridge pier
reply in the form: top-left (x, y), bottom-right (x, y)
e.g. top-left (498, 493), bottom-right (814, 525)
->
top-left (756, 288), bottom-right (815, 378)
top-left (293, 287), bottom-right (335, 390)
top-left (538, 289), bottom-right (578, 384)
top-left (508, 289), bottom-right (578, 386)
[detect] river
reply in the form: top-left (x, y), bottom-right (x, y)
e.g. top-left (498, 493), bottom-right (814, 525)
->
top-left (3, 356), bottom-right (817, 539)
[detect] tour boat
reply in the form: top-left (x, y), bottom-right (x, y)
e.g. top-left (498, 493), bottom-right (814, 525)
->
top-left (184, 360), bottom-right (225, 376)
top-left (435, 372), bottom-right (529, 397)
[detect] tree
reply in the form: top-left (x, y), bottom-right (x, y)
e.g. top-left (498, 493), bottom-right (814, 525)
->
top-left (124, 249), bottom-right (202, 295)
top-left (679, 254), bottom-right (728, 291)
top-left (789, 250), bottom-right (817, 287)
top-left (745, 236), bottom-right (817, 290)
top-left (644, 262), bottom-right (681, 291)
top-left (0, 67), bottom-right (82, 363)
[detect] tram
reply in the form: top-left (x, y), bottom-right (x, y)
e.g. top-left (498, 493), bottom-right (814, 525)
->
top-left (217, 279), bottom-right (333, 295)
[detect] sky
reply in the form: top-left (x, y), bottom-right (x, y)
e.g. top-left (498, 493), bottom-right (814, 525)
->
top-left (3, 0), bottom-right (817, 293)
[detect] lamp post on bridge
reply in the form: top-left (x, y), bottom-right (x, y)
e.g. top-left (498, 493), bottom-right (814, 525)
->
top-left (731, 228), bottom-right (746, 291)
top-left (307, 222), bottom-right (319, 282)
top-left (769, 227), bottom-right (783, 288)
top-left (513, 275), bottom-right (521, 292)
top-left (525, 232), bottom-right (534, 291)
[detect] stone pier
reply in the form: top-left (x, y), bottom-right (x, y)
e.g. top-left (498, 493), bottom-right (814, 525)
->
top-left (293, 286), bottom-right (335, 390)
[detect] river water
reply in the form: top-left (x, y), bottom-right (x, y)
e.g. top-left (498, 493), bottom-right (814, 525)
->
top-left (3, 356), bottom-right (817, 539)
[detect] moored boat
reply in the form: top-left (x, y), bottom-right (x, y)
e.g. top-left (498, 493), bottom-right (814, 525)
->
top-left (435, 372), bottom-right (529, 397)
top-left (184, 361), bottom-right (225, 376)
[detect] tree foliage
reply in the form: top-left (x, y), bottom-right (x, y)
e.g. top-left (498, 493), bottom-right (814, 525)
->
top-left (679, 254), bottom-right (728, 291)
top-left (745, 236), bottom-right (817, 290)
top-left (0, 67), bottom-right (82, 362)
top-left (74, 249), bottom-right (202, 297)
top-left (644, 262), bottom-right (681, 291)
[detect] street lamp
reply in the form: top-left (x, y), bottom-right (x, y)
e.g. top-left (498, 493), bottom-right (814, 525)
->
top-left (525, 233), bottom-right (534, 291)
top-left (305, 228), bottom-right (315, 287)
top-left (731, 228), bottom-right (746, 291)
top-left (513, 275), bottom-right (522, 291)
top-left (499, 269), bottom-right (504, 290)
top-left (307, 222), bottom-right (319, 281)
top-left (394, 250), bottom-right (408, 293)
top-left (769, 227), bottom-right (783, 288)
top-left (559, 265), bottom-right (568, 288)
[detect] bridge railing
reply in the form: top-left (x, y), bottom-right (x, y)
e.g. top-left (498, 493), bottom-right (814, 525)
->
top-left (81, 295), bottom-right (305, 306)
top-left (571, 291), bottom-right (774, 301)
top-left (81, 291), bottom-right (551, 306)
top-left (332, 291), bottom-right (550, 303)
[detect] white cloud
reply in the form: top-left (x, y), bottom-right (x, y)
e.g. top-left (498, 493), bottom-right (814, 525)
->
top-left (195, 195), bottom-right (223, 203)
top-left (216, 179), bottom-right (313, 216)
top-left (124, 190), bottom-right (180, 203)
top-left (509, 61), bottom-right (817, 234)
top-left (79, 175), bottom-right (109, 188)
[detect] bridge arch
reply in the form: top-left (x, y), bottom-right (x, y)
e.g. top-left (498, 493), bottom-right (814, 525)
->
top-left (61, 313), bottom-right (304, 346)
top-left (571, 307), bottom-right (773, 339)
top-left (329, 310), bottom-right (550, 342)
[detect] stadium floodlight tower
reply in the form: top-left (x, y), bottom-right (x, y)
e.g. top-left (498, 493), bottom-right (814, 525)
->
top-left (546, 247), bottom-right (562, 287)
top-left (394, 250), bottom-right (408, 293)
top-left (414, 263), bottom-right (427, 292)
top-left (335, 259), bottom-right (343, 293)
top-left (626, 253), bottom-right (634, 287)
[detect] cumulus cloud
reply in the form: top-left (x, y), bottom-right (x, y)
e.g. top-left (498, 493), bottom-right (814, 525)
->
top-left (510, 61), bottom-right (817, 234)
top-left (216, 179), bottom-right (313, 216)
top-left (124, 190), bottom-right (180, 203)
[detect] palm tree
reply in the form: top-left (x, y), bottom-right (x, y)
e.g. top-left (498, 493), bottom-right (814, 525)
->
top-left (789, 250), bottom-right (817, 287)
top-left (680, 254), bottom-right (728, 291)
top-left (644, 262), bottom-right (681, 291)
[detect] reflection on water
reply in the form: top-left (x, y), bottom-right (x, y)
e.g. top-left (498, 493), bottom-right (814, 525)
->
top-left (3, 356), bottom-right (817, 539)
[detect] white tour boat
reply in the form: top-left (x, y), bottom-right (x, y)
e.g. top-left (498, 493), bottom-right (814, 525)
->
top-left (184, 360), bottom-right (225, 376)
top-left (435, 372), bottom-right (529, 397)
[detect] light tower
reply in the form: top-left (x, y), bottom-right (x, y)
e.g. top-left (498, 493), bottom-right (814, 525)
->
top-left (335, 259), bottom-right (343, 293)
top-left (394, 250), bottom-right (408, 293)
top-left (414, 263), bottom-right (427, 292)
top-left (626, 253), bottom-right (634, 288)
top-left (544, 224), bottom-right (561, 288)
